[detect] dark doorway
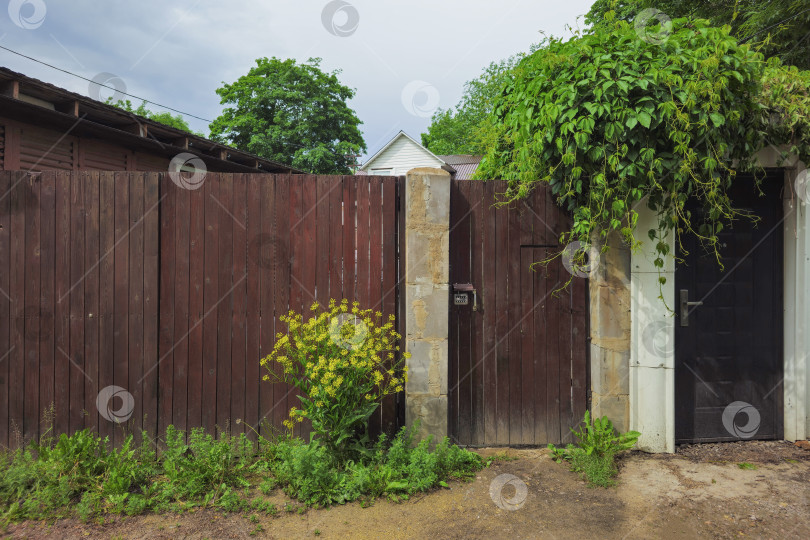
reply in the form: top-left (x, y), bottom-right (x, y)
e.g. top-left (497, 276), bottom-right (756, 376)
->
top-left (675, 171), bottom-right (784, 443)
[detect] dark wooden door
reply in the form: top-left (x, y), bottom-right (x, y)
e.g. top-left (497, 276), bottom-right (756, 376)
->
top-left (448, 180), bottom-right (587, 446)
top-left (674, 171), bottom-right (784, 443)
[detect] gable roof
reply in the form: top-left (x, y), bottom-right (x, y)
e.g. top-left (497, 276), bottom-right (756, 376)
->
top-left (360, 131), bottom-right (454, 174)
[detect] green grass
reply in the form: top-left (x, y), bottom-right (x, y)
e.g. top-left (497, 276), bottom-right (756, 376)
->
top-left (737, 462), bottom-right (758, 470)
top-left (0, 422), bottom-right (483, 523)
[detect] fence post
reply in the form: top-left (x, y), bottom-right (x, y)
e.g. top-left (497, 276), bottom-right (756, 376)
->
top-left (403, 168), bottom-right (451, 442)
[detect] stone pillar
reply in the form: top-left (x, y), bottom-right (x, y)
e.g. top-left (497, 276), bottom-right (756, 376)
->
top-left (589, 231), bottom-right (632, 433)
top-left (403, 168), bottom-right (451, 442)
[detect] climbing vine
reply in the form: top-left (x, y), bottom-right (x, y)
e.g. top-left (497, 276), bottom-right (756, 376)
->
top-left (476, 14), bottom-right (810, 287)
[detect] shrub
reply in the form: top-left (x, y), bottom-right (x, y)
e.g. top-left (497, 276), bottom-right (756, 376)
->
top-left (261, 299), bottom-right (409, 459)
top-left (548, 410), bottom-right (640, 487)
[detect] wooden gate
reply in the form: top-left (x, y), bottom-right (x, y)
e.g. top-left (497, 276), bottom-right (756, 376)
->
top-left (448, 180), bottom-right (587, 446)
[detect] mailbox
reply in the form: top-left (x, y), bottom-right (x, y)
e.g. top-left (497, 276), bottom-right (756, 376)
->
top-left (452, 283), bottom-right (477, 311)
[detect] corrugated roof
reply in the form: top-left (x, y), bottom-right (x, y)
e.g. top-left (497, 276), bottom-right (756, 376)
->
top-left (437, 154), bottom-right (482, 166)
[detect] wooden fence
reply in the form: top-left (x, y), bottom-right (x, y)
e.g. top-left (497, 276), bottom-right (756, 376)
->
top-left (0, 171), bottom-right (401, 447)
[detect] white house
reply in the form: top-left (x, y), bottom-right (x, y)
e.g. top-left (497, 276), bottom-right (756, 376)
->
top-left (359, 131), bottom-right (480, 180)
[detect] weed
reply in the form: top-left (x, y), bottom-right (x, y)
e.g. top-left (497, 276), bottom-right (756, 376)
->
top-left (548, 410), bottom-right (640, 487)
top-left (738, 462), bottom-right (757, 470)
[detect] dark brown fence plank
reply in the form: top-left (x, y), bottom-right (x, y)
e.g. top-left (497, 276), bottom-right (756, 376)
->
top-left (244, 174), bottom-right (262, 440)
top-left (329, 176), bottom-right (343, 301)
top-left (0, 173), bottom-right (10, 447)
top-left (274, 175), bottom-right (293, 435)
top-left (545, 250), bottom-right (562, 443)
top-left (97, 172), bottom-right (115, 444)
top-left (468, 180), bottom-right (485, 444)
top-left (158, 174), bottom-right (176, 440)
top-left (129, 172), bottom-right (145, 437)
top-left (533, 248), bottom-right (549, 444)
top-left (494, 186), bottom-right (510, 445)
top-left (9, 173), bottom-right (25, 444)
top-left (342, 177), bottom-right (356, 303)
top-left (113, 172), bottom-right (130, 446)
top-left (216, 175), bottom-right (234, 434)
top-left (315, 176), bottom-right (330, 305)
top-left (571, 273), bottom-right (588, 436)
top-left (481, 182), bottom-right (497, 445)
top-left (356, 177), bottom-right (370, 309)
top-left (231, 173), bottom-right (247, 434)
top-left (368, 178), bottom-right (384, 437)
top-left (381, 177), bottom-right (397, 433)
top-left (53, 172), bottom-right (70, 439)
top-left (24, 173), bottom-right (40, 441)
top-left (142, 172), bottom-right (159, 442)
top-left (201, 173), bottom-right (219, 436)
top-left (83, 172), bottom-right (99, 437)
top-left (186, 177), bottom-right (205, 433)
top-left (457, 181), bottom-right (473, 444)
top-left (68, 172), bottom-right (85, 434)
top-left (172, 180), bottom-right (190, 434)
top-left (259, 175), bottom-right (276, 437)
top-left (519, 248), bottom-right (535, 445)
top-left (39, 172), bottom-right (56, 439)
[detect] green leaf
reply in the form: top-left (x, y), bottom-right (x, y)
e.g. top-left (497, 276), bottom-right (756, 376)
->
top-left (637, 110), bottom-right (652, 129)
top-left (709, 113), bottom-right (725, 127)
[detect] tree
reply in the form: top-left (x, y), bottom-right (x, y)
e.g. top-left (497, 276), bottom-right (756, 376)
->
top-left (209, 57), bottom-right (366, 174)
top-left (585, 0), bottom-right (810, 69)
top-left (421, 51), bottom-right (535, 156)
top-left (108, 99), bottom-right (202, 135)
top-left (476, 17), bottom-right (810, 283)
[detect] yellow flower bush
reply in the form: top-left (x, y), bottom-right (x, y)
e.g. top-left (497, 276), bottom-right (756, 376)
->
top-left (261, 299), bottom-right (409, 456)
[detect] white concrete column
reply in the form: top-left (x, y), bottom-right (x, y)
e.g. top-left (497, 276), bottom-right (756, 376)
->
top-left (784, 164), bottom-right (810, 442)
top-left (403, 168), bottom-right (451, 441)
top-left (630, 204), bottom-right (676, 453)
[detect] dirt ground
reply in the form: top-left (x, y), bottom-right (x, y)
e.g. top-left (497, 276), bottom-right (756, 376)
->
top-left (6, 440), bottom-right (809, 539)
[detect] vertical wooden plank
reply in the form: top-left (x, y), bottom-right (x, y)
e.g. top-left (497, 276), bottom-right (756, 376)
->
top-left (24, 172), bottom-right (41, 442)
top-left (53, 171), bottom-right (70, 441)
top-left (356, 177), bottom-right (370, 309)
top-left (519, 249), bottom-right (536, 445)
top-left (570, 271), bottom-right (588, 435)
top-left (128, 173), bottom-right (145, 437)
top-left (216, 174), bottom-right (234, 435)
top-left (158, 173), bottom-right (176, 440)
top-left (8, 173), bottom-right (25, 445)
top-left (69, 172), bottom-right (85, 435)
top-left (315, 176), bottom-right (331, 304)
top-left (142, 172), bottom-right (160, 442)
top-left (494, 182), bottom-right (510, 445)
top-left (342, 177), bottom-right (356, 303)
top-left (172, 178), bottom-right (191, 435)
top-left (367, 177), bottom-right (384, 437)
top-left (274, 175), bottom-right (293, 435)
top-left (533, 247), bottom-right (549, 444)
top-left (231, 174), bottom-right (247, 435)
top-left (545, 250), bottom-right (562, 443)
top-left (83, 172), bottom-right (100, 437)
top-left (457, 181), bottom-right (473, 444)
top-left (468, 180), bottom-right (485, 445)
top-left (507, 202), bottom-right (523, 445)
top-left (481, 182), bottom-right (497, 445)
top-left (329, 176), bottom-right (343, 301)
top-left (96, 172), bottom-right (115, 444)
top-left (448, 180), bottom-right (460, 443)
top-left (112, 173), bottom-right (130, 446)
top-left (201, 173), bottom-right (219, 436)
top-left (244, 175), bottom-right (262, 440)
top-left (380, 177), bottom-right (397, 433)
top-left (396, 176), bottom-right (407, 430)
top-left (0, 173), bottom-right (11, 446)
top-left (186, 175), bottom-right (205, 433)
top-left (258, 175), bottom-right (275, 436)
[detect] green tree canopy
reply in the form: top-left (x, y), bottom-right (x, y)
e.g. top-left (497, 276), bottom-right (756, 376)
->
top-left (209, 57), bottom-right (366, 174)
top-left (477, 17), bottom-right (810, 281)
top-left (585, 0), bottom-right (810, 69)
top-left (421, 51), bottom-right (535, 156)
top-left (107, 99), bottom-right (202, 136)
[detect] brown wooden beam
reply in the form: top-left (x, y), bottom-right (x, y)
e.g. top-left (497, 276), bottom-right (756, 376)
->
top-left (1, 80), bottom-right (19, 99)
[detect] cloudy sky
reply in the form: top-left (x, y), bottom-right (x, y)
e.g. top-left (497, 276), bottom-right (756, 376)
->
top-left (1, 0), bottom-right (594, 160)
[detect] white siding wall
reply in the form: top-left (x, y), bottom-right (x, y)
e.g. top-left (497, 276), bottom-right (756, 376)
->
top-left (363, 136), bottom-right (444, 176)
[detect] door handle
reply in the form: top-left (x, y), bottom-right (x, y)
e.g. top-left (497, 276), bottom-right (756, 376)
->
top-left (679, 289), bottom-right (703, 326)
